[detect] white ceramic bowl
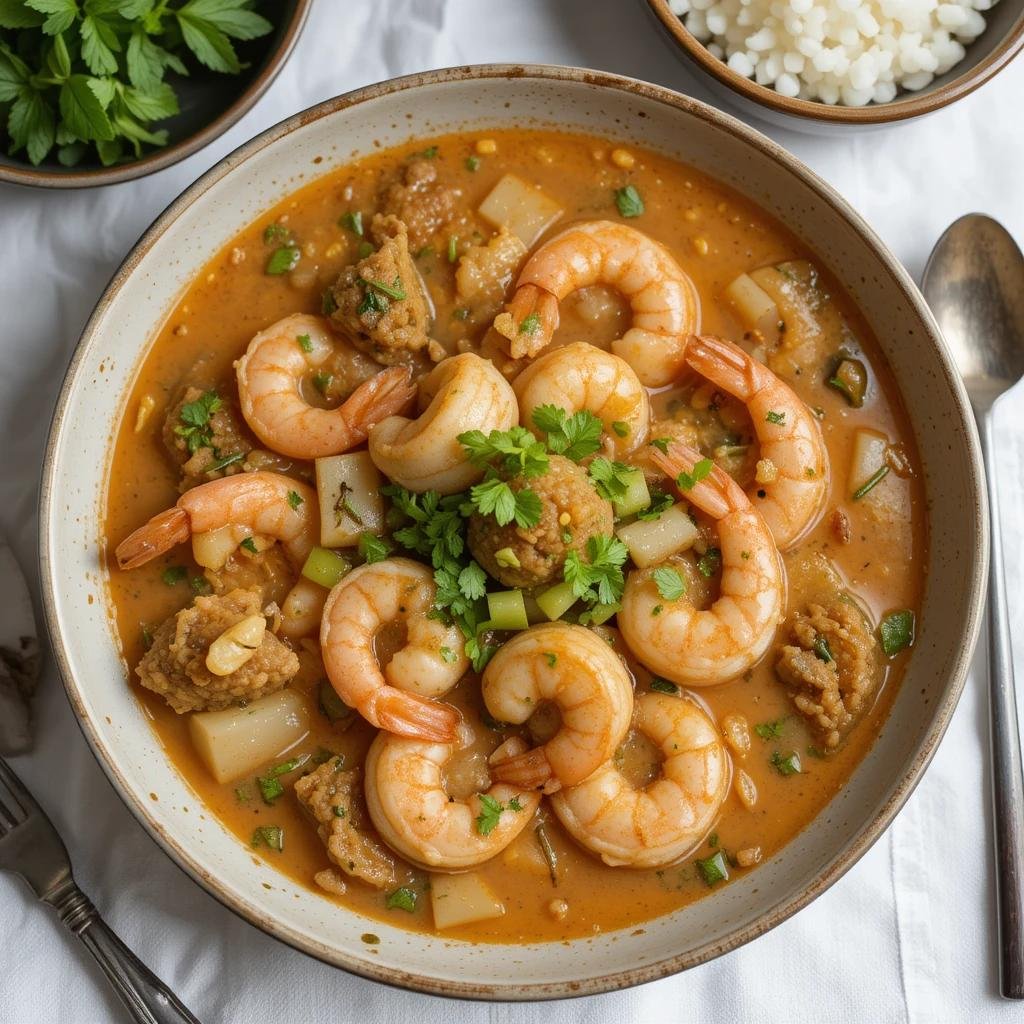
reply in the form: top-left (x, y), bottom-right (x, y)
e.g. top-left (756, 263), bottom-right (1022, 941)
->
top-left (40, 65), bottom-right (986, 1000)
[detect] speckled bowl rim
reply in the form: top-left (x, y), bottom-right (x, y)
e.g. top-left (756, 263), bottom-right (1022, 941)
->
top-left (0, 0), bottom-right (312, 190)
top-left (646, 0), bottom-right (1024, 125)
top-left (39, 64), bottom-right (986, 1000)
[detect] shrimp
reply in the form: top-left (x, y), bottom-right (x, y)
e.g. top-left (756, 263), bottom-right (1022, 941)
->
top-left (550, 691), bottom-right (730, 868)
top-left (502, 220), bottom-right (700, 387)
top-left (235, 313), bottom-right (417, 460)
top-left (320, 558), bottom-right (464, 742)
top-left (482, 623), bottom-right (634, 792)
top-left (115, 471), bottom-right (317, 571)
top-left (686, 334), bottom-right (829, 549)
top-left (368, 352), bottom-right (517, 494)
top-left (513, 341), bottom-right (650, 458)
top-left (364, 732), bottom-right (541, 870)
top-left (618, 441), bottom-right (784, 686)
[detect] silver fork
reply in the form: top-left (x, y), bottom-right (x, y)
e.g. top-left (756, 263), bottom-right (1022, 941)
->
top-left (0, 756), bottom-right (201, 1024)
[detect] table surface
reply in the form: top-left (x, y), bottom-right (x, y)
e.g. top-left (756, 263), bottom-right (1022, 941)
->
top-left (1, 2), bottom-right (1022, 1022)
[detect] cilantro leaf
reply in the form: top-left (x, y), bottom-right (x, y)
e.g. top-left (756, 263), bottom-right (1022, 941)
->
top-left (385, 886), bottom-right (418, 913)
top-left (174, 390), bottom-right (222, 453)
top-left (637, 491), bottom-right (674, 521)
top-left (458, 426), bottom-right (549, 478)
top-left (676, 458), bottom-right (714, 491)
top-left (652, 566), bottom-right (686, 601)
top-left (588, 458), bottom-right (634, 503)
top-left (467, 476), bottom-right (542, 529)
top-left (475, 794), bottom-right (505, 836)
top-left (532, 405), bottom-right (603, 462)
top-left (457, 561), bottom-right (487, 602)
top-left (697, 547), bottom-right (722, 578)
top-left (358, 532), bottom-right (392, 565)
top-left (564, 534), bottom-right (628, 607)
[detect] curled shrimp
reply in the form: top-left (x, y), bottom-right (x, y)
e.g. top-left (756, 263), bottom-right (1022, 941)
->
top-left (513, 341), bottom-right (650, 458)
top-left (502, 220), bottom-right (700, 387)
top-left (618, 441), bottom-right (784, 686)
top-left (550, 692), bottom-right (730, 868)
top-left (364, 731), bottom-right (541, 870)
top-left (320, 558), bottom-right (464, 742)
top-left (368, 352), bottom-right (517, 494)
top-left (686, 334), bottom-right (829, 549)
top-left (115, 471), bottom-right (317, 571)
top-left (482, 623), bottom-right (634, 792)
top-left (235, 313), bottom-right (417, 460)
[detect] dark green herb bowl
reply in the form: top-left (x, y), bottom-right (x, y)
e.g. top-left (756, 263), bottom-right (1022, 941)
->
top-left (0, 0), bottom-right (310, 189)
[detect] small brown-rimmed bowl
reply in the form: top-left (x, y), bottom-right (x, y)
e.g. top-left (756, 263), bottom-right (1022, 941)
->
top-left (0, 0), bottom-right (311, 189)
top-left (644, 0), bottom-right (1024, 132)
top-left (40, 65), bottom-right (986, 999)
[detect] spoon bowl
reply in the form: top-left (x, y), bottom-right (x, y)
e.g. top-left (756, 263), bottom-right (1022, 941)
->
top-left (923, 214), bottom-right (1024, 410)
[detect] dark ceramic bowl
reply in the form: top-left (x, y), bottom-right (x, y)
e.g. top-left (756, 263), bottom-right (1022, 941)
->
top-left (644, 0), bottom-right (1024, 132)
top-left (0, 0), bottom-right (311, 188)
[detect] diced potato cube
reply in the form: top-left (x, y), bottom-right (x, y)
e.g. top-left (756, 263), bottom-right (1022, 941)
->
top-left (724, 272), bottom-right (780, 346)
top-left (849, 428), bottom-right (888, 495)
top-left (478, 174), bottom-right (563, 246)
top-left (615, 503), bottom-right (699, 568)
top-left (316, 452), bottom-right (385, 547)
top-left (189, 689), bottom-right (310, 784)
top-left (430, 872), bottom-right (506, 930)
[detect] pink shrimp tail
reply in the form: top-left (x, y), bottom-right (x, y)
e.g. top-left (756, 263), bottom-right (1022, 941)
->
top-left (685, 334), bottom-right (759, 397)
top-left (115, 507), bottom-right (190, 570)
top-left (370, 686), bottom-right (461, 743)
top-left (341, 365), bottom-right (417, 440)
top-left (489, 746), bottom-right (557, 791)
top-left (651, 440), bottom-right (746, 518)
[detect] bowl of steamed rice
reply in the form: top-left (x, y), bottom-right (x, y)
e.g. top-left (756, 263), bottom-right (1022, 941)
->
top-left (645, 0), bottom-right (1024, 128)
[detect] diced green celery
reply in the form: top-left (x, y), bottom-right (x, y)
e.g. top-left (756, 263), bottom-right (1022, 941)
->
top-left (486, 590), bottom-right (529, 631)
top-left (613, 469), bottom-right (650, 517)
top-left (535, 581), bottom-right (578, 621)
top-left (301, 547), bottom-right (351, 588)
top-left (582, 602), bottom-right (620, 626)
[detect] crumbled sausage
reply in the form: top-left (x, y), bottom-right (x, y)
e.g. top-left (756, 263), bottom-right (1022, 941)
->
top-left (329, 215), bottom-right (433, 365)
top-left (454, 227), bottom-right (527, 324)
top-left (467, 455), bottom-right (614, 588)
top-left (162, 385), bottom-right (253, 493)
top-left (136, 589), bottom-right (297, 713)
top-left (775, 601), bottom-right (880, 749)
top-left (830, 508), bottom-right (852, 544)
top-left (205, 544), bottom-right (295, 610)
top-left (378, 159), bottom-right (458, 250)
top-left (294, 759), bottom-right (397, 891)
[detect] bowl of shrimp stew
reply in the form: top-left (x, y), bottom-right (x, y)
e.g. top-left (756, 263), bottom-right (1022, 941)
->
top-left (40, 65), bottom-right (986, 998)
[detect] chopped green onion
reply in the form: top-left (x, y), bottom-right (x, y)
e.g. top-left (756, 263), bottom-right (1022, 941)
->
top-left (880, 609), bottom-right (915, 656)
top-left (486, 590), bottom-right (529, 631)
top-left (339, 211), bottom-right (363, 236)
top-left (535, 580), bottom-right (578, 621)
top-left (313, 371), bottom-right (333, 394)
top-left (360, 275), bottom-right (406, 301)
top-left (251, 826), bottom-right (284, 851)
top-left (297, 333), bottom-right (313, 353)
top-left (256, 774), bottom-right (284, 804)
top-left (771, 750), bottom-right (802, 776)
top-left (161, 566), bottom-right (187, 586)
top-left (828, 357), bottom-right (868, 408)
top-left (240, 537), bottom-right (258, 554)
top-left (696, 850), bottom-right (729, 886)
top-left (301, 547), bottom-right (351, 589)
top-left (650, 677), bottom-right (679, 695)
top-left (318, 680), bottom-right (352, 723)
top-left (465, 155), bottom-right (481, 172)
top-left (535, 824), bottom-right (559, 885)
top-left (206, 451), bottom-right (245, 473)
top-left (447, 235), bottom-right (458, 263)
top-left (614, 184), bottom-right (645, 218)
top-left (813, 634), bottom-right (834, 663)
top-left (852, 465), bottom-right (890, 500)
top-left (357, 241), bottom-right (374, 260)
top-left (611, 421), bottom-right (630, 438)
top-left (189, 576), bottom-right (212, 595)
top-left (765, 410), bottom-right (786, 425)
top-left (266, 245), bottom-right (301, 276)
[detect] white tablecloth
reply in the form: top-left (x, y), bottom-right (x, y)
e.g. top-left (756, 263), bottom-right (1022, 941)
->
top-left (2, 2), bottom-right (1023, 1021)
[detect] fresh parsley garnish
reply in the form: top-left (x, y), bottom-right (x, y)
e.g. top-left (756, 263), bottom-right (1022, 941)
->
top-left (755, 719), bottom-right (785, 741)
top-left (467, 477), bottom-right (542, 528)
top-left (385, 887), bottom-right (418, 912)
top-left (439, 646), bottom-right (457, 664)
top-left (286, 490), bottom-right (303, 511)
top-left (588, 457), bottom-right (634, 503)
top-left (459, 425), bottom-right (549, 478)
top-left (0, 0), bottom-right (272, 168)
top-left (652, 566), bottom-right (686, 601)
top-left (240, 537), bottom-right (258, 554)
top-left (765, 410), bottom-right (786, 425)
top-left (174, 390), bottom-right (221, 453)
top-left (637, 491), bottom-right (674, 521)
top-left (697, 548), bottom-right (722, 578)
top-left (340, 210), bottom-right (363, 236)
top-left (161, 565), bottom-right (187, 586)
top-left (676, 458), bottom-right (714, 491)
top-left (358, 532), bottom-right (392, 564)
top-left (296, 333), bottom-right (313, 353)
top-left (531, 405), bottom-right (603, 462)
top-left (650, 677), bottom-right (679, 695)
top-left (474, 793), bottom-right (521, 835)
top-left (563, 535), bottom-right (628, 607)
top-left (266, 245), bottom-right (300, 276)
top-left (519, 312), bottom-right (541, 335)
top-left (649, 437), bottom-right (672, 454)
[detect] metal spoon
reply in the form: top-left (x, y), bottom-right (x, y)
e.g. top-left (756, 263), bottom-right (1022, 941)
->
top-left (923, 213), bottom-right (1024, 1000)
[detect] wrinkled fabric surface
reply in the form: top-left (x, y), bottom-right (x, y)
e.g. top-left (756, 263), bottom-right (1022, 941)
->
top-left (1, 2), bottom-right (1022, 1022)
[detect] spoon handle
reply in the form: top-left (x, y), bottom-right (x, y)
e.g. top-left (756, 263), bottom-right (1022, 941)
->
top-left (980, 410), bottom-right (1024, 999)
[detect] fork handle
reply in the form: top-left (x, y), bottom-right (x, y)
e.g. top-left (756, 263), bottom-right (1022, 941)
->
top-left (49, 881), bottom-right (201, 1024)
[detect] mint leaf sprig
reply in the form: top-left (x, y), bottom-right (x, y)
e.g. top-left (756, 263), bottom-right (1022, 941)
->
top-left (0, 0), bottom-right (273, 168)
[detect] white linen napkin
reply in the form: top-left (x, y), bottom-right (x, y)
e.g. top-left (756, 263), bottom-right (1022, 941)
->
top-left (1, 2), bottom-right (1022, 1021)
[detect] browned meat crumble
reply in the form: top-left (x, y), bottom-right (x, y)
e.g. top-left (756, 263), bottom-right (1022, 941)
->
top-left (775, 600), bottom-right (880, 749)
top-left (163, 385), bottom-right (253, 492)
top-left (294, 759), bottom-right (397, 893)
top-left (137, 588), bottom-right (297, 713)
top-left (378, 158), bottom-right (458, 250)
